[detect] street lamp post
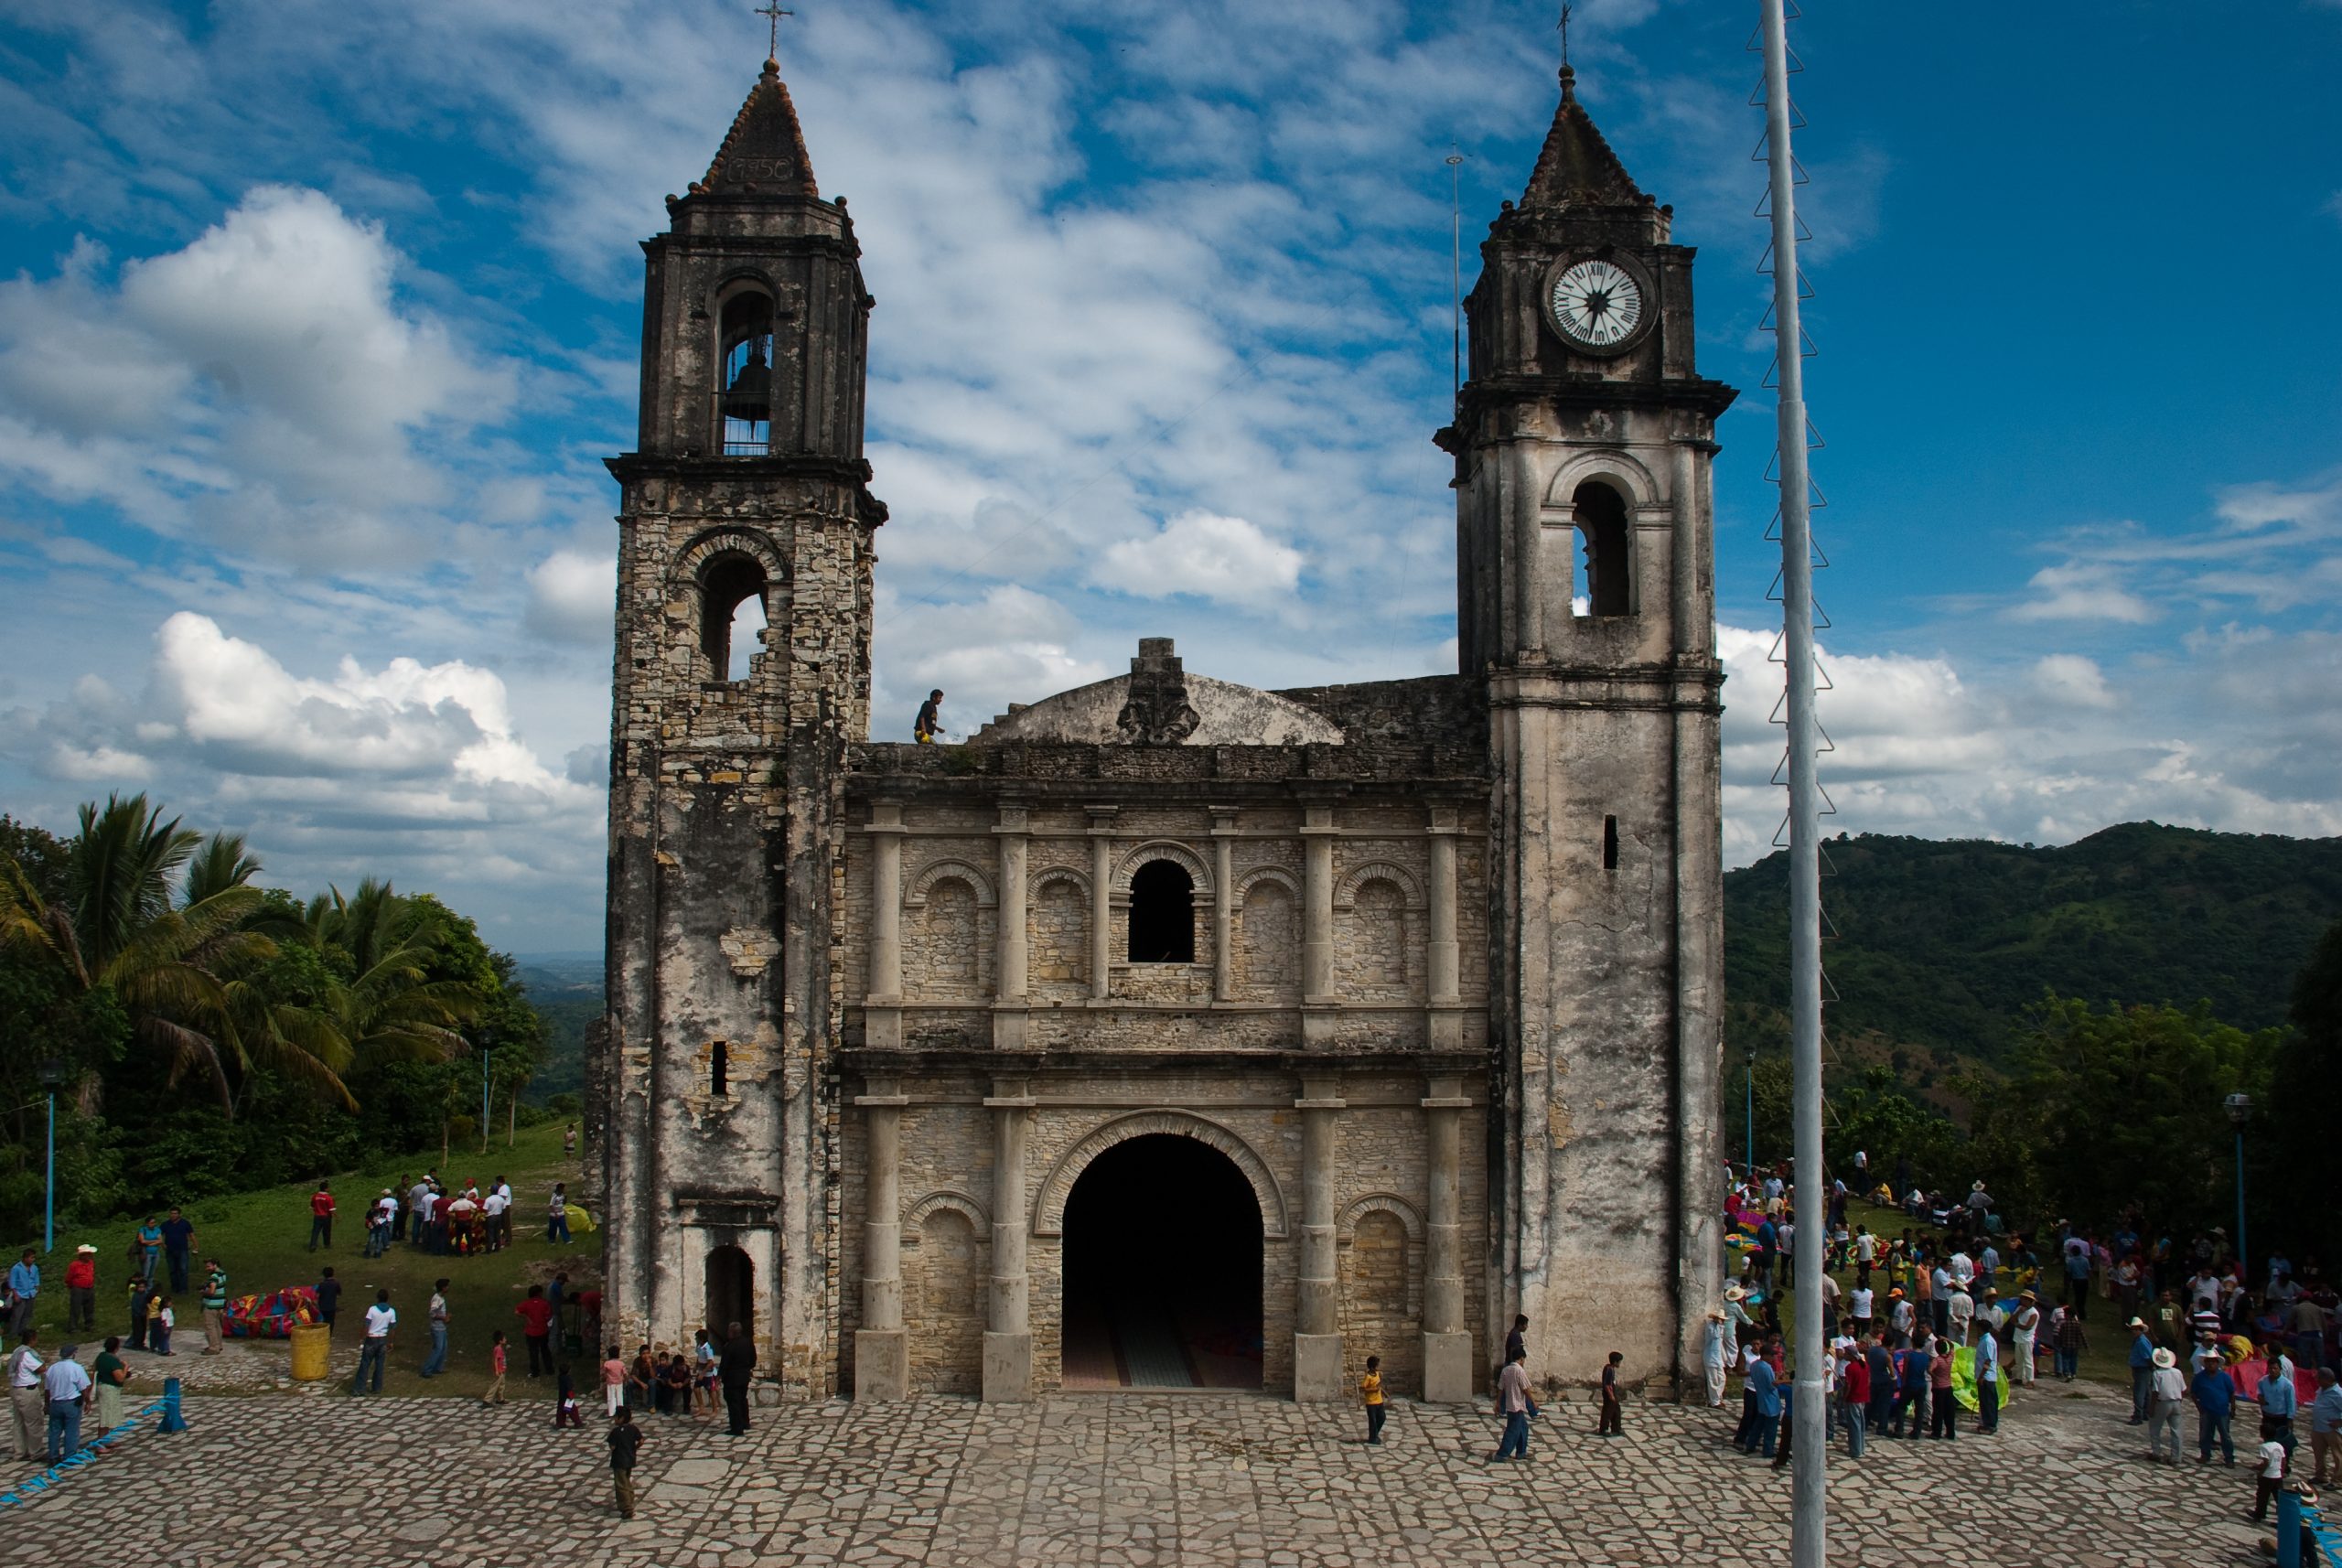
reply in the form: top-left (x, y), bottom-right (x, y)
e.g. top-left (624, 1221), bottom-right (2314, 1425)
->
top-left (2225, 1092), bottom-right (2251, 1277)
top-left (1746, 1046), bottom-right (1757, 1176)
top-left (37, 1058), bottom-right (67, 1255)
top-left (480, 1041), bottom-right (495, 1156)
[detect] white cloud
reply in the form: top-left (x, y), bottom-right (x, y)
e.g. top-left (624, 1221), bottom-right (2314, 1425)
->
top-left (2029, 654), bottom-right (2117, 709)
top-left (146, 612), bottom-right (575, 795)
top-left (525, 549), bottom-right (615, 644)
top-left (1090, 510), bottom-right (1304, 607)
top-left (2005, 564), bottom-right (2157, 624)
top-left (0, 186), bottom-right (518, 567)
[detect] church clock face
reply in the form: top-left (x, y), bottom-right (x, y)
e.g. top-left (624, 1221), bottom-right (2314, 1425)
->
top-left (1547, 256), bottom-right (1650, 354)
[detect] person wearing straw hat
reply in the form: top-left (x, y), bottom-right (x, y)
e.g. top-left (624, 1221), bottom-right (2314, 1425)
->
top-left (2126, 1316), bottom-right (2156, 1423)
top-left (1702, 1307), bottom-right (1730, 1408)
top-left (2146, 1346), bottom-right (2186, 1462)
top-left (2012, 1290), bottom-right (2041, 1386)
top-left (64, 1244), bottom-right (98, 1334)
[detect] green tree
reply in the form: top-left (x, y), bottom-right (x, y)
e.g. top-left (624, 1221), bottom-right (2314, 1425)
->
top-left (1966, 997), bottom-right (2280, 1237)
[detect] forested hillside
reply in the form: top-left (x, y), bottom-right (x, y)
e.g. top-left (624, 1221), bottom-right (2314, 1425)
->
top-left (1723, 822), bottom-right (2342, 1069)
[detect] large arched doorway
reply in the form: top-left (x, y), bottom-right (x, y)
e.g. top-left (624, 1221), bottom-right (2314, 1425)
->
top-left (1060, 1133), bottom-right (1263, 1389)
top-left (705, 1244), bottom-right (754, 1339)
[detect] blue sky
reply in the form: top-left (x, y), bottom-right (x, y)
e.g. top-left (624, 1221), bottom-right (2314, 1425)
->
top-left (1, 0), bottom-right (2337, 952)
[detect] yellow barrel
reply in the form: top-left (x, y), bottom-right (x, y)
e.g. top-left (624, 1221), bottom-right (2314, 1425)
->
top-left (289, 1323), bottom-right (331, 1380)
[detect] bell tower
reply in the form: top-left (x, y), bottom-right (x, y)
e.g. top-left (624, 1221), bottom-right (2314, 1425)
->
top-left (596, 56), bottom-right (885, 1391)
top-left (1438, 64), bottom-right (1735, 1391)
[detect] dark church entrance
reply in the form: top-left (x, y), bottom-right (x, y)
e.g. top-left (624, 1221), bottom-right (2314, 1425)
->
top-left (705, 1244), bottom-right (754, 1337)
top-left (1060, 1133), bottom-right (1263, 1389)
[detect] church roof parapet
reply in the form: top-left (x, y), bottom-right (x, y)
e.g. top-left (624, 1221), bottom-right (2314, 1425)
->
top-left (968, 638), bottom-right (1347, 748)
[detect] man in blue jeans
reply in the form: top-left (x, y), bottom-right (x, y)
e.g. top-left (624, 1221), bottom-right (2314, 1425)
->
top-left (351, 1289), bottom-right (395, 1394)
top-left (2191, 1348), bottom-right (2237, 1463)
top-left (41, 1349), bottom-right (90, 1463)
top-left (1738, 1351), bottom-right (1781, 1457)
top-left (420, 1280), bottom-right (451, 1378)
top-left (2126, 1317), bottom-right (2155, 1423)
top-left (1489, 1348), bottom-right (1537, 1462)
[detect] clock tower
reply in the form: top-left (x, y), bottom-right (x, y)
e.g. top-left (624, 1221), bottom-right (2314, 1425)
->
top-left (1439, 64), bottom-right (1737, 1389)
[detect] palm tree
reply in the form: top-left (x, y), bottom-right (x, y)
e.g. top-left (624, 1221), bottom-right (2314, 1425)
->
top-left (306, 880), bottom-right (477, 1070)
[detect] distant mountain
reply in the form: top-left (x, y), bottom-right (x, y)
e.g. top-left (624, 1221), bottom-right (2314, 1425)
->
top-left (513, 955), bottom-right (603, 1103)
top-left (1723, 823), bottom-right (2342, 1073)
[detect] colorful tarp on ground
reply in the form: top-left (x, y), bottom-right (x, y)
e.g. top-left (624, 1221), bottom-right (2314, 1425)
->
top-left (1947, 1346), bottom-right (2014, 1412)
top-left (2228, 1354), bottom-right (2320, 1411)
top-left (223, 1285), bottom-right (321, 1338)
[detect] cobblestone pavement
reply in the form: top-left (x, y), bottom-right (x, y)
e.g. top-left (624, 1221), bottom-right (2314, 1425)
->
top-left (0, 1375), bottom-right (2282, 1566)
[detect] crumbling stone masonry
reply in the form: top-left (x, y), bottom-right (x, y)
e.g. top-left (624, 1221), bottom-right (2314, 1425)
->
top-left (592, 57), bottom-right (1731, 1403)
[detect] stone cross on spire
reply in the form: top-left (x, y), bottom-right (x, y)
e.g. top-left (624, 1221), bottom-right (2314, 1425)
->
top-left (756, 1), bottom-right (792, 64)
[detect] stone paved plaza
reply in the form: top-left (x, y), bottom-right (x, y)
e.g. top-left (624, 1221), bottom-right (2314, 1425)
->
top-left (1, 1375), bottom-right (2283, 1566)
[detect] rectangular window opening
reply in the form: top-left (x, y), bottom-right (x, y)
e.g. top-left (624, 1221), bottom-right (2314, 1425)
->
top-left (711, 1039), bottom-right (729, 1098)
top-left (1603, 815), bottom-right (1619, 872)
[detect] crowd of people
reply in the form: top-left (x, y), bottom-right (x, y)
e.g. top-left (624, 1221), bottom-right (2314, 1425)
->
top-left (311, 1167), bottom-right (577, 1260)
top-left (1704, 1154), bottom-right (2341, 1528)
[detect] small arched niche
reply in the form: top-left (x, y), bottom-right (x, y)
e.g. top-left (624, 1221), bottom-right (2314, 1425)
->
top-left (1571, 479), bottom-right (1632, 617)
top-left (699, 551), bottom-right (768, 682)
top-left (718, 292), bottom-right (775, 456)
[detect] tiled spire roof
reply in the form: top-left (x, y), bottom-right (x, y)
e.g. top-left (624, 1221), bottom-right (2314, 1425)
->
top-left (692, 59), bottom-right (820, 199)
top-left (1517, 66), bottom-right (1645, 209)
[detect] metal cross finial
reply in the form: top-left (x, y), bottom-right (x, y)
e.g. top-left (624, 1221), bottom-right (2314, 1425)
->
top-left (756, 1), bottom-right (792, 62)
top-left (1558, 3), bottom-right (1573, 68)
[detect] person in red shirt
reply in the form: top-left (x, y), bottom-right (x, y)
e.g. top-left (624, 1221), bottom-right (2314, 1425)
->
top-left (1842, 1337), bottom-right (1873, 1457)
top-left (64, 1245), bottom-right (98, 1333)
top-left (516, 1283), bottom-right (556, 1378)
top-left (308, 1183), bottom-right (336, 1252)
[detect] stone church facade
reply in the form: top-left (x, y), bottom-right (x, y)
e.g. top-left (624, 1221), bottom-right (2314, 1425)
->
top-left (590, 55), bottom-right (1731, 1402)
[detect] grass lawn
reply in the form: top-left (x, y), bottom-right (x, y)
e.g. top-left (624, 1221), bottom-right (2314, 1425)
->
top-left (1764, 1197), bottom-right (2135, 1395)
top-left (8, 1120), bottom-right (601, 1400)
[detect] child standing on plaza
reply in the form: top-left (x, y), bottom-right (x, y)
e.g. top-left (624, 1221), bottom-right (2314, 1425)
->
top-left (151, 1295), bottom-right (175, 1355)
top-left (1597, 1351), bottom-right (1625, 1436)
top-left (483, 1330), bottom-right (509, 1405)
top-left (555, 1363), bottom-right (584, 1427)
top-left (608, 1406), bottom-right (642, 1520)
top-left (601, 1344), bottom-right (628, 1417)
top-left (1359, 1356), bottom-right (1385, 1444)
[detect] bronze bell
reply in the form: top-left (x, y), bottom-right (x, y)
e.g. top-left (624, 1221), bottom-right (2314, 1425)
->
top-left (725, 339), bottom-right (771, 416)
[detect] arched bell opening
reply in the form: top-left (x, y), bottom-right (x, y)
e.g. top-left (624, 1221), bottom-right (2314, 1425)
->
top-left (719, 293), bottom-right (775, 456)
top-left (699, 552), bottom-right (768, 682)
top-left (1571, 478), bottom-right (1632, 617)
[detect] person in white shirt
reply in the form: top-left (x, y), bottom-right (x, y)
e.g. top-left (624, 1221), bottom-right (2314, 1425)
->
top-left (353, 1290), bottom-right (396, 1396)
top-left (1948, 1283), bottom-right (1976, 1346)
top-left (6, 1331), bottom-right (45, 1463)
top-left (40, 1351), bottom-right (91, 1463)
top-left (481, 1188), bottom-right (510, 1253)
top-left (1849, 1284), bottom-right (1875, 1336)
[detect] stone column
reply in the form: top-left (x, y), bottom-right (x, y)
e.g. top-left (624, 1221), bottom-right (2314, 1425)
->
top-left (983, 1078), bottom-right (1035, 1401)
top-left (1087, 806), bottom-right (1115, 1001)
top-left (1209, 806), bottom-right (1237, 1001)
top-left (865, 801), bottom-right (905, 1050)
top-left (1300, 801), bottom-right (1337, 1004)
top-left (1425, 804), bottom-right (1461, 1050)
top-left (1421, 1073), bottom-right (1474, 1401)
top-left (994, 803), bottom-right (1029, 1050)
top-left (853, 1082), bottom-right (908, 1399)
top-left (1293, 1072), bottom-right (1344, 1401)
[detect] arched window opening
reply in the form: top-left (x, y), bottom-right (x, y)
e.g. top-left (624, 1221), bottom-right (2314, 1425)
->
top-left (1128, 859), bottom-right (1196, 964)
top-left (710, 1039), bottom-right (729, 1098)
top-left (699, 553), bottom-right (767, 681)
top-left (1572, 480), bottom-right (1631, 617)
top-left (719, 293), bottom-right (775, 456)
